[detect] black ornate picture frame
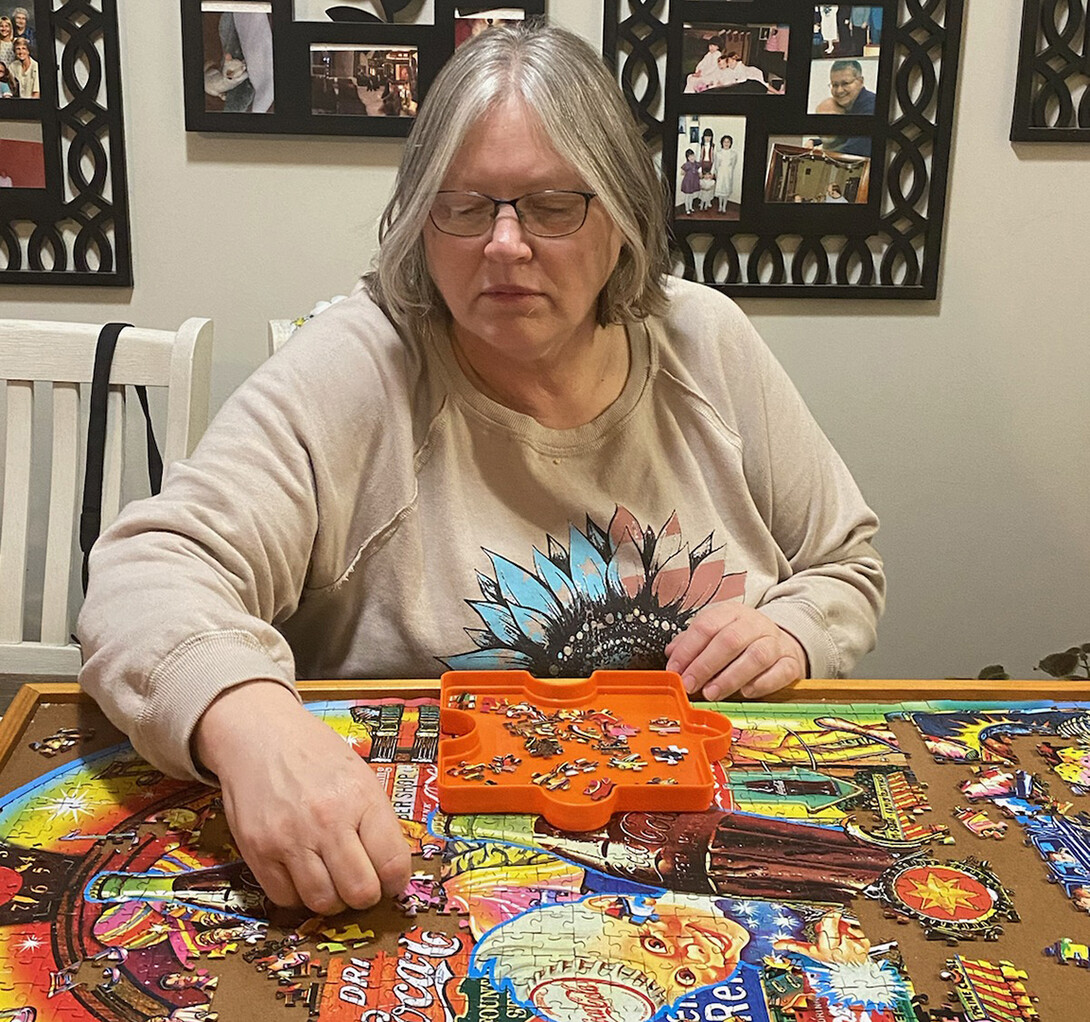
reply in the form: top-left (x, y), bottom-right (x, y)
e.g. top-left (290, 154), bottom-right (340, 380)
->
top-left (1011, 0), bottom-right (1090, 141)
top-left (181, 1), bottom-right (546, 138)
top-left (604, 1), bottom-right (965, 299)
top-left (0, 0), bottom-right (131, 286)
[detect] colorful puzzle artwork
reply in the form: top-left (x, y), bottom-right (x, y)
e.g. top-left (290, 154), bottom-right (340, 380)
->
top-left (0, 691), bottom-right (1088, 1020)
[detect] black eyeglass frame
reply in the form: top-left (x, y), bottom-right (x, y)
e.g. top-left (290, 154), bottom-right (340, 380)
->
top-left (428, 189), bottom-right (598, 238)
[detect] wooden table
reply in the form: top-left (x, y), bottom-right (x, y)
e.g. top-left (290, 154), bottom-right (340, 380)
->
top-left (0, 677), bottom-right (1086, 1022)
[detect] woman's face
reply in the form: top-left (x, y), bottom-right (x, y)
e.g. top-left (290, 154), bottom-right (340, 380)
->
top-left (12, 12), bottom-right (26, 32)
top-left (0, 20), bottom-right (11, 40)
top-left (423, 99), bottom-right (623, 370)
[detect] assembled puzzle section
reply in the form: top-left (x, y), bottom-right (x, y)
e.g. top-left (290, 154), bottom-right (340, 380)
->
top-left (437, 670), bottom-right (732, 830)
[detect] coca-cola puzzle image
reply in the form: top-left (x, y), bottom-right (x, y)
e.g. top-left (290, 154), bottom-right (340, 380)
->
top-left (0, 686), bottom-right (1088, 1021)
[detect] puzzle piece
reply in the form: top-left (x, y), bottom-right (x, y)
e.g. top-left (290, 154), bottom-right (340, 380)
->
top-left (941, 955), bottom-right (1041, 1020)
top-left (318, 925), bottom-right (375, 950)
top-left (650, 745), bottom-right (688, 765)
top-left (952, 805), bottom-right (1008, 840)
top-left (1043, 936), bottom-right (1090, 966)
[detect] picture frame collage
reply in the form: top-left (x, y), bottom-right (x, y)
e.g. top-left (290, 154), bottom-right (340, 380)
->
top-left (604, 0), bottom-right (966, 299)
top-left (181, 1), bottom-right (546, 138)
top-left (1011, 0), bottom-right (1090, 142)
top-left (0, 0), bottom-right (131, 285)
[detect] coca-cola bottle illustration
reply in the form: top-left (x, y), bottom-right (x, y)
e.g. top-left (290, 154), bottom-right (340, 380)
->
top-left (441, 809), bottom-right (895, 901)
top-left (86, 858), bottom-right (268, 919)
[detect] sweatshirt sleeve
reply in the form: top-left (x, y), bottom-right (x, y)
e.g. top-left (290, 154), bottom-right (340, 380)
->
top-left (667, 280), bottom-right (885, 678)
top-left (77, 296), bottom-right (415, 781)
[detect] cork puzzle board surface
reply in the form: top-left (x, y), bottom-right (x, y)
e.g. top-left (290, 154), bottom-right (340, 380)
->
top-left (0, 679), bottom-right (1087, 1021)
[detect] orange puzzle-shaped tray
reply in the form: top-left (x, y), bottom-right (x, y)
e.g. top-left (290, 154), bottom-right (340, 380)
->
top-left (437, 669), bottom-right (732, 830)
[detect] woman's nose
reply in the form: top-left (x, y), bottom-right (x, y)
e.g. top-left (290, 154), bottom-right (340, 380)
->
top-left (484, 204), bottom-right (532, 258)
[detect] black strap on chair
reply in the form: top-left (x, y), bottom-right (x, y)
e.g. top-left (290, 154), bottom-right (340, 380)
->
top-left (79, 322), bottom-right (164, 594)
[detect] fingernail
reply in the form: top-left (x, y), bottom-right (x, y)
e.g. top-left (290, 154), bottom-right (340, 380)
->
top-left (681, 672), bottom-right (696, 692)
top-left (702, 684), bottom-right (721, 702)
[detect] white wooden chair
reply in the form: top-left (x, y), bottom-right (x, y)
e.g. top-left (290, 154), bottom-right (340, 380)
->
top-left (268, 294), bottom-right (348, 356)
top-left (267, 319), bottom-right (296, 357)
top-left (0, 318), bottom-right (213, 676)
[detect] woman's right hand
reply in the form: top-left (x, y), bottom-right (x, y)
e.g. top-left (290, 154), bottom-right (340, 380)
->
top-left (193, 680), bottom-right (412, 916)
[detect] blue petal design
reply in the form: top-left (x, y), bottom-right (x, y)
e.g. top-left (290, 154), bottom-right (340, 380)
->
top-left (487, 551), bottom-right (559, 615)
top-left (533, 547), bottom-right (577, 608)
top-left (444, 648), bottom-right (534, 670)
top-left (467, 601), bottom-right (523, 646)
top-left (568, 525), bottom-right (608, 601)
top-left (508, 604), bottom-right (553, 645)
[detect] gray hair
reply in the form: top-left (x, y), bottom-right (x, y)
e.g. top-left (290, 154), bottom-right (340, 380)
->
top-left (368, 22), bottom-right (669, 336)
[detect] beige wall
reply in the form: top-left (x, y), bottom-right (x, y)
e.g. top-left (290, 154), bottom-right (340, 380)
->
top-left (2, 2), bottom-right (1087, 681)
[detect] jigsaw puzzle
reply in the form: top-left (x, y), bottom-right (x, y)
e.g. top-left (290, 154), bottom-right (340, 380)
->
top-left (0, 685), bottom-right (1088, 1019)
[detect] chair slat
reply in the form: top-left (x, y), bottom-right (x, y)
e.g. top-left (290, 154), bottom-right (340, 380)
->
top-left (0, 380), bottom-right (34, 642)
top-left (0, 325), bottom-right (175, 386)
top-left (99, 386), bottom-right (125, 534)
top-left (41, 382), bottom-right (81, 644)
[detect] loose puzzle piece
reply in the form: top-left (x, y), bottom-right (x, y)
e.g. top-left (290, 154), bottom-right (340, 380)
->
top-left (1036, 741), bottom-right (1090, 794)
top-left (1043, 935), bottom-right (1090, 966)
top-left (940, 955), bottom-right (1040, 1020)
top-left (951, 806), bottom-right (1008, 840)
top-left (27, 728), bottom-right (95, 758)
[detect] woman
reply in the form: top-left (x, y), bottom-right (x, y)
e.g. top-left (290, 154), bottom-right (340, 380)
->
top-left (0, 16), bottom-right (14, 67)
top-left (79, 23), bottom-right (883, 920)
top-left (10, 7), bottom-right (34, 54)
top-left (712, 133), bottom-right (738, 212)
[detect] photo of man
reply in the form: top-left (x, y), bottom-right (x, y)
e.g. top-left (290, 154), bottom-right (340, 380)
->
top-left (809, 57), bottom-right (878, 115)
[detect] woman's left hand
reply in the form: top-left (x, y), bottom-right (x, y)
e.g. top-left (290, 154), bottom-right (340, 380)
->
top-left (665, 603), bottom-right (807, 700)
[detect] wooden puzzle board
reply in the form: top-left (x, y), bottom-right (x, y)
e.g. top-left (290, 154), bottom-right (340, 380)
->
top-left (0, 679), bottom-right (1087, 1021)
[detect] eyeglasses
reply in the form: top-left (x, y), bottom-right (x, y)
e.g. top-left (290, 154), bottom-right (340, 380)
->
top-left (428, 190), bottom-right (597, 238)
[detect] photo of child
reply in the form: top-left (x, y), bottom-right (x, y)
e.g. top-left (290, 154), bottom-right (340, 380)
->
top-left (675, 115), bottom-right (746, 220)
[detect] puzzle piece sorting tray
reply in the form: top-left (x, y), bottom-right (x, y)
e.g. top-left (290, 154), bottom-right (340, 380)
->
top-left (437, 669), bottom-right (732, 830)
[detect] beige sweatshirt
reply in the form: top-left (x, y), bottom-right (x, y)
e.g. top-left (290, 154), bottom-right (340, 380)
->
top-left (78, 277), bottom-right (884, 780)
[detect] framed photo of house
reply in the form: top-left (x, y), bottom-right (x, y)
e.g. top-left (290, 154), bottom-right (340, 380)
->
top-left (603, 0), bottom-right (966, 299)
top-left (0, 0), bottom-right (132, 286)
top-left (181, 1), bottom-right (546, 137)
top-left (1011, 0), bottom-right (1090, 142)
